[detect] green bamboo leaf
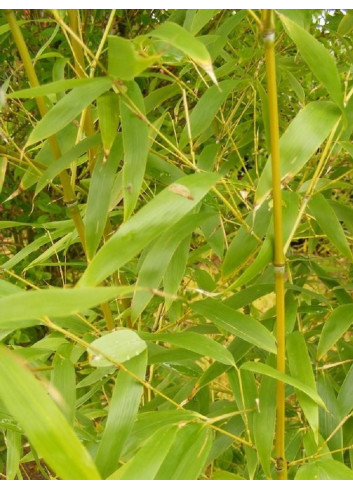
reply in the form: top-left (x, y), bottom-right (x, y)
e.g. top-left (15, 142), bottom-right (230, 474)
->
top-left (0, 345), bottom-right (100, 480)
top-left (191, 299), bottom-right (277, 354)
top-left (338, 12), bottom-right (353, 36)
top-left (108, 36), bottom-right (158, 81)
top-left (141, 331), bottom-right (235, 366)
top-left (241, 362), bottom-right (325, 408)
top-left (287, 332), bottom-right (319, 441)
top-left (151, 21), bottom-right (217, 84)
top-left (27, 77), bottom-right (112, 146)
top-left (88, 330), bottom-right (147, 368)
top-left (179, 79), bottom-right (240, 148)
top-left (308, 193), bottom-right (353, 260)
top-left (0, 286), bottom-right (133, 327)
top-left (295, 463), bottom-right (319, 480)
top-left (318, 373), bottom-right (343, 459)
top-left (317, 304), bottom-right (353, 359)
top-left (108, 425), bottom-right (178, 480)
top-left (255, 102), bottom-right (341, 205)
top-left (155, 424), bottom-right (212, 480)
top-left (163, 236), bottom-right (190, 309)
top-left (253, 368), bottom-right (276, 478)
top-left (35, 134), bottom-right (101, 195)
top-left (317, 459), bottom-right (353, 480)
top-left (79, 172), bottom-right (219, 286)
top-left (95, 351), bottom-right (147, 478)
top-left (222, 200), bottom-right (271, 277)
top-left (132, 212), bottom-right (209, 320)
top-left (120, 81), bottom-right (149, 220)
top-left (7, 77), bottom-right (96, 99)
top-left (85, 135), bottom-right (123, 259)
top-left (50, 343), bottom-right (76, 425)
top-left (98, 92), bottom-right (120, 153)
top-left (187, 9), bottom-right (219, 35)
top-left (144, 84), bottom-right (181, 114)
top-left (6, 430), bottom-right (21, 480)
top-left (337, 363), bottom-right (353, 418)
top-left (279, 13), bottom-right (343, 108)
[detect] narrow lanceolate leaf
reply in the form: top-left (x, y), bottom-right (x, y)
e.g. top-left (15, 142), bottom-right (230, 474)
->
top-left (98, 92), bottom-right (120, 153)
top-left (155, 424), bottom-right (212, 480)
top-left (337, 363), bottom-right (353, 418)
top-left (255, 101), bottom-right (341, 205)
top-left (35, 134), bottom-right (101, 195)
top-left (6, 429), bottom-right (21, 480)
top-left (253, 368), bottom-right (276, 478)
top-left (287, 332), bottom-right (319, 441)
top-left (179, 79), bottom-right (240, 148)
top-left (151, 21), bottom-right (217, 84)
top-left (279, 13), bottom-right (344, 109)
top-left (108, 425), bottom-right (178, 480)
top-left (317, 304), bottom-right (353, 359)
top-left (7, 77), bottom-right (98, 99)
top-left (241, 362), bottom-right (325, 408)
top-left (95, 351), bottom-right (147, 478)
top-left (191, 299), bottom-right (277, 354)
top-left (85, 135), bottom-right (123, 259)
top-left (132, 212), bottom-right (209, 320)
top-left (0, 346), bottom-right (100, 480)
top-left (141, 331), bottom-right (235, 366)
top-left (27, 77), bottom-right (112, 146)
top-left (50, 343), bottom-right (76, 424)
top-left (308, 193), bottom-right (353, 261)
top-left (88, 330), bottom-right (147, 368)
top-left (0, 287), bottom-right (133, 327)
top-left (120, 81), bottom-right (149, 220)
top-left (79, 172), bottom-right (219, 286)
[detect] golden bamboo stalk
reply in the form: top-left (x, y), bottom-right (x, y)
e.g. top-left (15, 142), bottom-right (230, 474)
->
top-left (261, 9), bottom-right (287, 480)
top-left (4, 9), bottom-right (86, 250)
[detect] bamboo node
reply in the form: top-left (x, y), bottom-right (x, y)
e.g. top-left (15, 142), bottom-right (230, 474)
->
top-left (65, 199), bottom-right (79, 208)
top-left (274, 264), bottom-right (285, 274)
top-left (263, 31), bottom-right (275, 44)
top-left (275, 457), bottom-right (285, 472)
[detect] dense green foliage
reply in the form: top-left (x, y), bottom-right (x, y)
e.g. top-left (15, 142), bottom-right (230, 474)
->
top-left (1, 8), bottom-right (353, 480)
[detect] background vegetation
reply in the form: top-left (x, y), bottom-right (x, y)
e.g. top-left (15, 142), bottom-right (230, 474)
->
top-left (0, 8), bottom-right (353, 480)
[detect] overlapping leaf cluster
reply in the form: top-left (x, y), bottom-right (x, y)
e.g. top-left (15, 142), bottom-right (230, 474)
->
top-left (0, 9), bottom-right (353, 480)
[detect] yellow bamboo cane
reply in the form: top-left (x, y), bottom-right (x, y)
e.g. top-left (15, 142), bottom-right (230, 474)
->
top-left (261, 9), bottom-right (287, 480)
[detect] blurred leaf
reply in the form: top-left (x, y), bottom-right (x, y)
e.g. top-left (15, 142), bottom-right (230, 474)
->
top-left (95, 351), bottom-right (147, 478)
top-left (241, 362), bottom-right (325, 408)
top-left (120, 81), bottom-right (149, 220)
top-left (88, 330), bottom-right (147, 367)
top-left (155, 423), bottom-right (211, 479)
top-left (253, 360), bottom-right (276, 478)
top-left (0, 346), bottom-right (100, 480)
top-left (186, 9), bottom-right (219, 35)
top-left (141, 331), bottom-right (235, 366)
top-left (0, 286), bottom-right (132, 327)
top-left (108, 36), bottom-right (158, 81)
top-left (287, 332), bottom-right (319, 441)
top-left (98, 92), bottom-right (120, 153)
top-left (79, 172), bottom-right (219, 286)
top-left (50, 343), bottom-right (76, 424)
top-left (338, 12), bottom-right (353, 35)
top-left (6, 430), bottom-right (21, 480)
top-left (317, 304), bottom-right (353, 359)
top-left (8, 77), bottom-right (97, 99)
top-left (337, 363), bottom-right (353, 418)
top-left (255, 102), bottom-right (341, 205)
top-left (163, 236), bottom-right (190, 309)
top-left (27, 78), bottom-right (112, 146)
top-left (108, 425), bottom-right (178, 480)
top-left (132, 212), bottom-right (209, 319)
top-left (308, 193), bottom-right (353, 260)
top-left (85, 135), bottom-right (123, 259)
top-left (279, 13), bottom-right (343, 108)
top-left (151, 21), bottom-right (217, 83)
top-left (179, 79), bottom-right (240, 148)
top-left (191, 299), bottom-right (277, 353)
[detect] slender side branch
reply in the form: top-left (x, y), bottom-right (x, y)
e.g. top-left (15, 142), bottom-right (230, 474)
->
top-left (261, 9), bottom-right (287, 480)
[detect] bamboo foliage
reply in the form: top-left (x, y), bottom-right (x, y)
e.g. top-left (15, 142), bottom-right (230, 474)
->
top-left (0, 9), bottom-right (353, 481)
